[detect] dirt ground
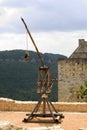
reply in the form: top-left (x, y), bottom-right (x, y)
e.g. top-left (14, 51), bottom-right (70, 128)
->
top-left (0, 111), bottom-right (87, 130)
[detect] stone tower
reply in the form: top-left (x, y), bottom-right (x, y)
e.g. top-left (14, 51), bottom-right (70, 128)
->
top-left (58, 39), bottom-right (87, 102)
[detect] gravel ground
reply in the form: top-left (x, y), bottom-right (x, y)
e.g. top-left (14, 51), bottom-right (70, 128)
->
top-left (0, 111), bottom-right (87, 130)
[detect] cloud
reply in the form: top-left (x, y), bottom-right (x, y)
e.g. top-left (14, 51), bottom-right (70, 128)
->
top-left (0, 30), bottom-right (87, 57)
top-left (1, 0), bottom-right (87, 33)
top-left (1, 0), bottom-right (87, 56)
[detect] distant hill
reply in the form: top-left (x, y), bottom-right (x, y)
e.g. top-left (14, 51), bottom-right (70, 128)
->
top-left (0, 50), bottom-right (67, 101)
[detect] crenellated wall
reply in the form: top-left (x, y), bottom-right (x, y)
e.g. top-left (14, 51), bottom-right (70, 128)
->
top-left (0, 98), bottom-right (87, 112)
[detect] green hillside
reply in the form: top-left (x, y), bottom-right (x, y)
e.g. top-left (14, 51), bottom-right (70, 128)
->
top-left (0, 50), bottom-right (67, 101)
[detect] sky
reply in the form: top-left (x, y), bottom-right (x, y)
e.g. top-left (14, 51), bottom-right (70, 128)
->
top-left (1, 0), bottom-right (87, 57)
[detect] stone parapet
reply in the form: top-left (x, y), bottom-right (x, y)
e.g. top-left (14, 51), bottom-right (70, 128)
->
top-left (0, 98), bottom-right (87, 112)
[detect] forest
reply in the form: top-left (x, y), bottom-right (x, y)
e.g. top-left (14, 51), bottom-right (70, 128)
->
top-left (0, 50), bottom-right (67, 101)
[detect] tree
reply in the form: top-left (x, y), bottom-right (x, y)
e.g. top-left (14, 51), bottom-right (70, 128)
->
top-left (77, 81), bottom-right (87, 102)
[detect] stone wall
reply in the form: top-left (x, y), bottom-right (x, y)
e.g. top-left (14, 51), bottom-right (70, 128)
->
top-left (58, 58), bottom-right (87, 102)
top-left (0, 98), bottom-right (87, 112)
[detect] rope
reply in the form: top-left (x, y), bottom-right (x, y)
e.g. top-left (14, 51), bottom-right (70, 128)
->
top-left (25, 32), bottom-right (29, 54)
top-left (24, 32), bottom-right (29, 60)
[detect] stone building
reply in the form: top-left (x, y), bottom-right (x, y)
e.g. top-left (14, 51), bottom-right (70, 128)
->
top-left (58, 39), bottom-right (87, 102)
